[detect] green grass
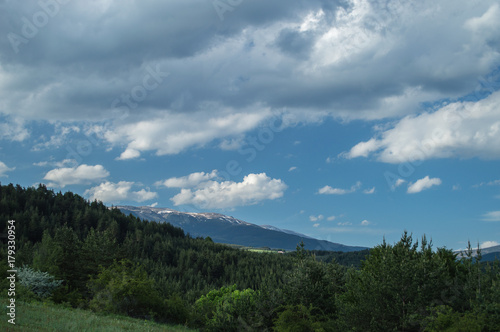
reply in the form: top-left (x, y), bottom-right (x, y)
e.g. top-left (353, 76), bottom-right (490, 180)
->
top-left (224, 243), bottom-right (287, 253)
top-left (0, 299), bottom-right (196, 331)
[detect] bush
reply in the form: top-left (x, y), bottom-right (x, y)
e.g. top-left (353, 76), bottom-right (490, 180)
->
top-left (194, 284), bottom-right (259, 331)
top-left (17, 265), bottom-right (63, 299)
top-left (87, 260), bottom-right (164, 320)
top-left (273, 304), bottom-right (325, 332)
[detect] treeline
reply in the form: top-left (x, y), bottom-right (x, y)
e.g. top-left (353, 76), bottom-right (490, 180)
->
top-left (1, 183), bottom-right (499, 331)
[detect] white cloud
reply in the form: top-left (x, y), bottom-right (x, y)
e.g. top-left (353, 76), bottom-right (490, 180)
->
top-left (0, 161), bottom-right (15, 177)
top-left (482, 211), bottom-right (500, 222)
top-left (34, 159), bottom-right (77, 168)
top-left (337, 221), bottom-right (352, 226)
top-left (309, 215), bottom-right (324, 222)
top-left (361, 220), bottom-right (371, 226)
top-left (219, 137), bottom-right (245, 151)
top-left (85, 181), bottom-right (157, 203)
top-left (481, 240), bottom-right (500, 249)
top-left (394, 179), bottom-right (406, 190)
top-left (170, 173), bottom-right (287, 209)
top-left (327, 215), bottom-right (336, 221)
top-left (32, 125), bottom-right (81, 151)
top-left (475, 179), bottom-right (500, 187)
top-left (464, 3), bottom-right (500, 35)
top-left (149, 202), bottom-right (159, 207)
top-left (363, 187), bottom-right (375, 194)
top-left (43, 164), bottom-right (109, 188)
top-left (1, 0), bottom-right (499, 158)
top-left (318, 181), bottom-right (361, 195)
top-left (0, 118), bottom-right (29, 142)
top-left (345, 138), bottom-right (380, 159)
top-left (288, 166), bottom-right (298, 172)
top-left (108, 109), bottom-right (271, 159)
top-left (346, 91), bottom-right (500, 163)
top-left (156, 170), bottom-right (218, 188)
top-left (313, 223), bottom-right (320, 228)
top-left (407, 176), bottom-right (442, 194)
top-left (452, 184), bottom-right (461, 191)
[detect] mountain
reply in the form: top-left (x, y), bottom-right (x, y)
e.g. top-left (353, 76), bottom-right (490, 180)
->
top-left (117, 205), bottom-right (367, 252)
top-left (455, 245), bottom-right (500, 262)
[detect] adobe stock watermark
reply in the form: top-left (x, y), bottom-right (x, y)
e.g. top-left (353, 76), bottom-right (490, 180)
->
top-left (185, 111), bottom-right (287, 211)
top-left (211, 0), bottom-right (243, 21)
top-left (217, 111), bottom-right (286, 181)
top-left (7, 0), bottom-right (71, 54)
top-left (384, 73), bottom-right (500, 190)
top-left (64, 64), bottom-right (169, 171)
top-left (109, 64), bottom-right (170, 121)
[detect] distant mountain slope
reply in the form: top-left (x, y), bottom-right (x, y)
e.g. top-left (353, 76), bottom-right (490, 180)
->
top-left (118, 206), bottom-right (367, 252)
top-left (455, 245), bottom-right (500, 262)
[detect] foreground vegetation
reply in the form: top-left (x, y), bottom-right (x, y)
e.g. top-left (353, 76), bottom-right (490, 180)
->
top-left (1, 183), bottom-right (499, 331)
top-left (0, 298), bottom-right (194, 331)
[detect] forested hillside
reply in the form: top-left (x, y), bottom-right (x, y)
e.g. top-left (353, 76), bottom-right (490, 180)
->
top-left (1, 183), bottom-right (499, 331)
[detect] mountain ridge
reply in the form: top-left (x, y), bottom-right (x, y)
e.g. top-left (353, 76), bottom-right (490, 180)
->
top-left (117, 205), bottom-right (367, 252)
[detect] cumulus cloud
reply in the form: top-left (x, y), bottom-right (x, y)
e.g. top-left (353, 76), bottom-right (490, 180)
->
top-left (0, 161), bottom-right (15, 177)
top-left (85, 181), bottom-right (157, 203)
top-left (407, 176), bottom-right (442, 194)
top-left (361, 220), bottom-right (371, 226)
top-left (43, 164), bottom-right (110, 188)
top-left (170, 173), bottom-right (287, 209)
top-left (482, 211), bottom-right (500, 222)
top-left (346, 90), bottom-right (500, 163)
top-left (318, 181), bottom-right (361, 195)
top-left (156, 170), bottom-right (218, 188)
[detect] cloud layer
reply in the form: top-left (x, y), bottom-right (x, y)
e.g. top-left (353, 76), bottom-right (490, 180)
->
top-left (1, 0), bottom-right (499, 157)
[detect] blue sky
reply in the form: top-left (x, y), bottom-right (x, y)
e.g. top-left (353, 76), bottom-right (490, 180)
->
top-left (1, 0), bottom-right (499, 249)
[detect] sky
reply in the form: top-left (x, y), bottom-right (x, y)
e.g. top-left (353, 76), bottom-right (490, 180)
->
top-left (1, 0), bottom-right (499, 250)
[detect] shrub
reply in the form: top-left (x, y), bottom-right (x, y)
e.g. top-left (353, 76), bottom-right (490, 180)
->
top-left (17, 265), bottom-right (63, 299)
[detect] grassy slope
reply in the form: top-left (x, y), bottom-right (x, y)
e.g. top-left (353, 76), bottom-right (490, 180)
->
top-left (0, 299), bottom-right (196, 332)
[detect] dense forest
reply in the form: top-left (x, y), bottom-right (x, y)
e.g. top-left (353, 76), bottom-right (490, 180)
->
top-left (1, 183), bottom-right (499, 331)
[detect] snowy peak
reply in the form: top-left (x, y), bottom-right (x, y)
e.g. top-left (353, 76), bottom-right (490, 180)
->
top-left (117, 205), bottom-right (367, 252)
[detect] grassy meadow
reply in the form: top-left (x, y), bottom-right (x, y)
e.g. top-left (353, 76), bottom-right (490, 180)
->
top-left (0, 299), bottom-right (195, 332)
